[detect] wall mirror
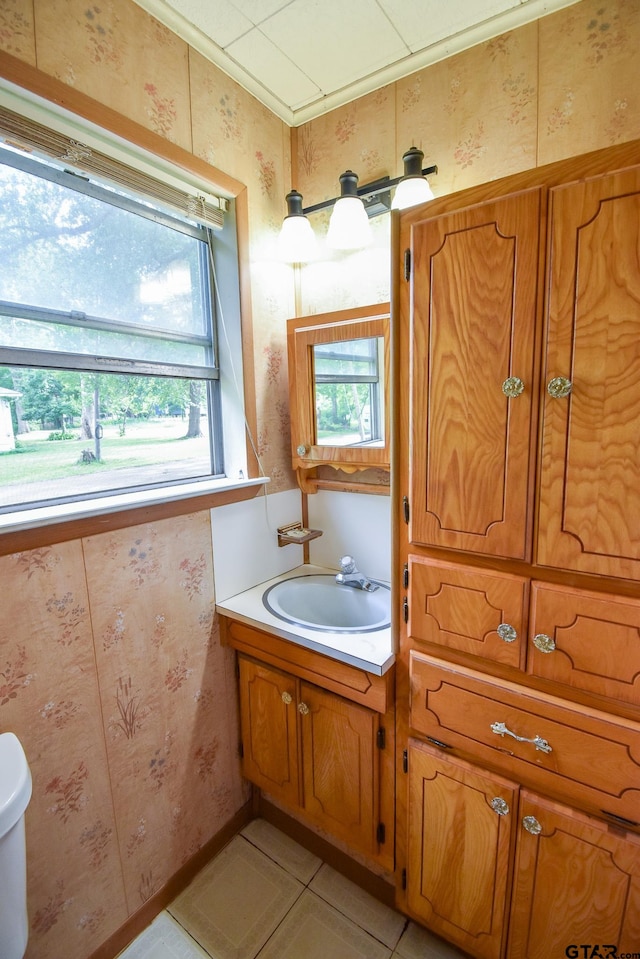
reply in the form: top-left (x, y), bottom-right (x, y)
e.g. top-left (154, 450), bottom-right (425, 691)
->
top-left (287, 303), bottom-right (390, 488)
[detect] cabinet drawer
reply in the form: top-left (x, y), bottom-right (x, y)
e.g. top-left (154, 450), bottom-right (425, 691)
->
top-left (408, 556), bottom-right (528, 669)
top-left (528, 581), bottom-right (640, 707)
top-left (410, 652), bottom-right (640, 824)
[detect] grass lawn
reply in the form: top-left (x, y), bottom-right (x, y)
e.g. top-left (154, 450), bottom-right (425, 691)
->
top-left (0, 417), bottom-right (210, 498)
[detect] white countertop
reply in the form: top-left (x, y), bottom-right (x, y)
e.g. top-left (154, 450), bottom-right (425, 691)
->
top-left (216, 565), bottom-right (395, 676)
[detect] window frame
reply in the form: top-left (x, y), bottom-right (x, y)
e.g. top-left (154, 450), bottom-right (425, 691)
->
top-left (0, 79), bottom-right (259, 532)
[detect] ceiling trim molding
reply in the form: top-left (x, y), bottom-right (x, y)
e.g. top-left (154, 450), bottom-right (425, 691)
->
top-left (133, 0), bottom-right (581, 128)
top-left (132, 0), bottom-right (297, 124)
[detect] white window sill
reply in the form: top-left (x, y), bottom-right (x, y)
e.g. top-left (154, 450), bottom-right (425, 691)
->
top-left (0, 475), bottom-right (270, 536)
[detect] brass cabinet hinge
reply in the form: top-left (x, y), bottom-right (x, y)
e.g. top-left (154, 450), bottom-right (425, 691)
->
top-left (238, 741), bottom-right (244, 759)
top-left (403, 597), bottom-right (409, 623)
top-left (402, 749), bottom-right (408, 773)
top-left (377, 727), bottom-right (386, 750)
top-left (377, 822), bottom-right (386, 845)
top-left (404, 248), bottom-right (411, 281)
top-left (403, 563), bottom-right (409, 589)
top-left (401, 868), bottom-right (407, 890)
top-left (403, 495), bottom-right (410, 524)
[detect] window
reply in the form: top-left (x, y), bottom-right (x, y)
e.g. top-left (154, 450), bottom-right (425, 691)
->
top-left (0, 115), bottom-right (236, 513)
top-left (313, 336), bottom-right (385, 447)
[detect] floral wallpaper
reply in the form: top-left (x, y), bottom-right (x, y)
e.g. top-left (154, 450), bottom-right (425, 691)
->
top-left (294, 0), bottom-right (639, 314)
top-left (0, 514), bottom-right (246, 959)
top-left (0, 1), bottom-right (639, 957)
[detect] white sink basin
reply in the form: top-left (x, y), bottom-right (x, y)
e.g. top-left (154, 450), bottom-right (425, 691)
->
top-left (262, 574), bottom-right (390, 633)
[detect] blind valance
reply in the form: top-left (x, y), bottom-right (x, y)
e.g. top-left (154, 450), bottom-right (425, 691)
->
top-left (0, 104), bottom-right (225, 230)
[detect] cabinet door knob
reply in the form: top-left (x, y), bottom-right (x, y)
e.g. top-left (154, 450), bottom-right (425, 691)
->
top-left (298, 702), bottom-right (310, 715)
top-left (281, 691), bottom-right (292, 705)
top-left (522, 815), bottom-right (542, 835)
top-left (547, 375), bottom-right (572, 398)
top-left (490, 797), bottom-right (510, 816)
top-left (490, 721), bottom-right (552, 754)
top-left (497, 623), bottom-right (517, 643)
top-left (533, 633), bottom-right (556, 653)
top-left (502, 376), bottom-right (525, 398)
top-left (296, 444), bottom-right (309, 456)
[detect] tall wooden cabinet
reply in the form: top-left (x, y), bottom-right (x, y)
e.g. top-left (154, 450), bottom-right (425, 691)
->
top-left (409, 189), bottom-right (541, 561)
top-left (394, 140), bottom-right (640, 959)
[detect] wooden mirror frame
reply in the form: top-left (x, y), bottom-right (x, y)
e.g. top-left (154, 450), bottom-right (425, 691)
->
top-left (287, 303), bottom-right (390, 488)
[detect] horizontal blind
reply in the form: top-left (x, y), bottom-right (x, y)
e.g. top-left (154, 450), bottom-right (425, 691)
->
top-left (0, 104), bottom-right (224, 230)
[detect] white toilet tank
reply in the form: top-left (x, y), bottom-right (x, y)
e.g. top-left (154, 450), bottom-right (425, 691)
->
top-left (0, 732), bottom-right (32, 959)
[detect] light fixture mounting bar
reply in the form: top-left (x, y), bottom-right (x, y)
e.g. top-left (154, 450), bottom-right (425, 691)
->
top-left (301, 164), bottom-right (437, 215)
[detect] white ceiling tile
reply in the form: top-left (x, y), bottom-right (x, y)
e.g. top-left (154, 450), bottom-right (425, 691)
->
top-left (378, 0), bottom-right (520, 52)
top-left (136, 0), bottom-right (584, 122)
top-left (165, 0), bottom-right (253, 46)
top-left (260, 0), bottom-right (410, 93)
top-left (228, 0), bottom-right (296, 27)
top-left (227, 28), bottom-right (322, 110)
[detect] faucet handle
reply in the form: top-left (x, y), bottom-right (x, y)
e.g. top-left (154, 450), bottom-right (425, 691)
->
top-left (339, 555), bottom-right (356, 573)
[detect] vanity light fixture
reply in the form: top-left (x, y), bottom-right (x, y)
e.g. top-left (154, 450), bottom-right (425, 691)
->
top-left (391, 146), bottom-right (436, 210)
top-left (277, 189), bottom-right (319, 263)
top-left (278, 147), bottom-right (437, 262)
top-left (326, 170), bottom-right (372, 251)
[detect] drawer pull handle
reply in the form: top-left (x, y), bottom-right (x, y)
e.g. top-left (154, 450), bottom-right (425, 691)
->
top-left (281, 691), bottom-right (292, 705)
top-left (522, 815), bottom-right (542, 835)
top-left (533, 633), bottom-right (556, 653)
top-left (298, 702), bottom-right (310, 715)
top-left (490, 797), bottom-right (510, 816)
top-left (497, 623), bottom-right (517, 643)
top-left (490, 721), bottom-right (552, 754)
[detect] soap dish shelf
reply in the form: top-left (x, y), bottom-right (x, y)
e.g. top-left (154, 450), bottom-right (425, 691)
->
top-left (277, 523), bottom-right (323, 547)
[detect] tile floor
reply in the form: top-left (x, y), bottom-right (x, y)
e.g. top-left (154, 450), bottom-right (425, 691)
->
top-left (117, 819), bottom-right (466, 959)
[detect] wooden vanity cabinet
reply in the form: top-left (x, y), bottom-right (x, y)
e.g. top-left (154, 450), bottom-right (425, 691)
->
top-left (221, 617), bottom-right (394, 869)
top-left (238, 653), bottom-right (388, 862)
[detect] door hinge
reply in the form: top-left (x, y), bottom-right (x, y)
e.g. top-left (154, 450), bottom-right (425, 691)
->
top-left (403, 495), bottom-right (410, 524)
top-left (402, 563), bottom-right (409, 589)
top-left (377, 727), bottom-right (386, 750)
top-left (403, 597), bottom-right (409, 623)
top-left (425, 735), bottom-right (452, 750)
top-left (377, 822), bottom-right (386, 845)
top-left (401, 868), bottom-right (407, 890)
top-left (402, 749), bottom-right (408, 773)
top-left (238, 741), bottom-right (244, 759)
top-left (404, 248), bottom-right (411, 281)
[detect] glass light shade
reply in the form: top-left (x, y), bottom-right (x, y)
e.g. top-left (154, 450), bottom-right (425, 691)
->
top-left (326, 196), bottom-right (372, 251)
top-left (277, 214), bottom-right (317, 263)
top-left (391, 176), bottom-right (434, 210)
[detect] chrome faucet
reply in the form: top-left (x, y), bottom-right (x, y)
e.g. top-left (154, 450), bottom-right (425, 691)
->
top-left (335, 555), bottom-right (379, 592)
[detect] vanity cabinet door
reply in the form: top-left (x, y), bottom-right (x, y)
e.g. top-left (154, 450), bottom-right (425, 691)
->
top-left (508, 790), bottom-right (640, 958)
top-left (408, 556), bottom-right (529, 669)
top-left (238, 656), bottom-right (300, 807)
top-left (299, 681), bottom-right (379, 858)
top-left (537, 166), bottom-right (640, 580)
top-left (409, 189), bottom-right (541, 561)
top-left (407, 740), bottom-right (517, 959)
